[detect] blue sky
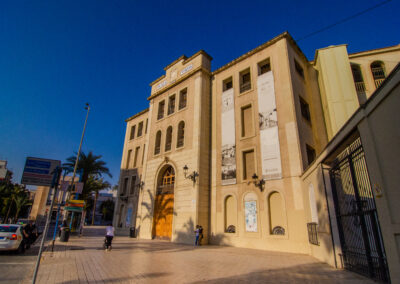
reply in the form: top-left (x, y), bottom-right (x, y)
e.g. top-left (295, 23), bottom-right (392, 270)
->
top-left (0, 0), bottom-right (399, 187)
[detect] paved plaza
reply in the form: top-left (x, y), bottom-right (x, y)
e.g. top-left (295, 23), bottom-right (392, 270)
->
top-left (5, 226), bottom-right (374, 283)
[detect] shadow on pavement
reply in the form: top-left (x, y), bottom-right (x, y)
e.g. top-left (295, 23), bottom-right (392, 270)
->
top-left (190, 262), bottom-right (373, 284)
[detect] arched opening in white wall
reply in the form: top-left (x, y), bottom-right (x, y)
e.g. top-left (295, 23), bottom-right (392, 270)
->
top-left (308, 184), bottom-right (319, 224)
top-left (268, 191), bottom-right (285, 235)
top-left (370, 61), bottom-right (386, 88)
top-left (244, 192), bottom-right (258, 232)
top-left (224, 195), bottom-right (237, 233)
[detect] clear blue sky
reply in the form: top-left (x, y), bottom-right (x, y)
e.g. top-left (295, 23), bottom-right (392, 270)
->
top-left (0, 0), bottom-right (399, 187)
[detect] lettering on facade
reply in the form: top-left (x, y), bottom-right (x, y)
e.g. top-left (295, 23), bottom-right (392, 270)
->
top-left (156, 80), bottom-right (168, 90)
top-left (180, 64), bottom-right (193, 76)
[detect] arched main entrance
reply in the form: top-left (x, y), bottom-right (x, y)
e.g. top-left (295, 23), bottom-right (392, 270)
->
top-left (152, 165), bottom-right (175, 240)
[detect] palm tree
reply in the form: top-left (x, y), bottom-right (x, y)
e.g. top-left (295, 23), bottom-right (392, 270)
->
top-left (13, 189), bottom-right (31, 222)
top-left (63, 151), bottom-right (112, 197)
top-left (85, 176), bottom-right (110, 225)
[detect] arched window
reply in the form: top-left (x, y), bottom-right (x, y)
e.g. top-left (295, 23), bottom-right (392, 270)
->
top-left (177, 121), bottom-right (185, 148)
top-left (154, 130), bottom-right (161, 155)
top-left (165, 126), bottom-right (173, 152)
top-left (350, 64), bottom-right (366, 96)
top-left (371, 61), bottom-right (386, 88)
top-left (225, 195), bottom-right (237, 233)
top-left (156, 166), bottom-right (175, 195)
top-left (268, 192), bottom-right (285, 235)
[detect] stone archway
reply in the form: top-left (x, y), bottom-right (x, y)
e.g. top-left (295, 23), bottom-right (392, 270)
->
top-left (152, 165), bottom-right (175, 240)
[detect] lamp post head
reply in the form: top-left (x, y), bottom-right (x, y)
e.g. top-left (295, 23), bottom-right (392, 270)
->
top-left (183, 165), bottom-right (189, 176)
top-left (252, 173), bottom-right (258, 181)
top-left (85, 103), bottom-right (90, 110)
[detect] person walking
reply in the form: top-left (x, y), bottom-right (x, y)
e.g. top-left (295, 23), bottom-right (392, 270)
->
top-left (198, 225), bottom-right (204, 246)
top-left (105, 223), bottom-right (114, 251)
top-left (194, 225), bottom-right (200, 246)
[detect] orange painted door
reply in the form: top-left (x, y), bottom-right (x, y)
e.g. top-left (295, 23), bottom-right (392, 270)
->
top-left (153, 194), bottom-right (174, 239)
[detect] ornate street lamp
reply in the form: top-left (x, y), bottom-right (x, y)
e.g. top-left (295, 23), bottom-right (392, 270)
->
top-left (251, 173), bottom-right (265, 192)
top-left (183, 165), bottom-right (199, 184)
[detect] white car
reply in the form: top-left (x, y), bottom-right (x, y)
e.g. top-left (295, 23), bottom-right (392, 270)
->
top-left (0, 224), bottom-right (25, 253)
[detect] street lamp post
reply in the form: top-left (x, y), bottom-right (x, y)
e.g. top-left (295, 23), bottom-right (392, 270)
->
top-left (69, 103), bottom-right (90, 199)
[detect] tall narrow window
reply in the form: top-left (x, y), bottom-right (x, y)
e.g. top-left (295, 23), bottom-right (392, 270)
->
top-left (225, 195), bottom-right (237, 233)
top-left (130, 125), bottom-right (136, 140)
top-left (306, 144), bottom-right (316, 166)
top-left (242, 149), bottom-right (255, 180)
top-left (130, 176), bottom-right (137, 195)
top-left (126, 150), bottom-right (132, 169)
top-left (299, 96), bottom-right (311, 123)
top-left (145, 118), bottom-right (148, 134)
top-left (137, 121), bottom-right (143, 137)
top-left (240, 68), bottom-right (251, 93)
top-left (269, 192), bottom-right (285, 235)
top-left (133, 146), bottom-right (140, 168)
top-left (223, 77), bottom-right (233, 92)
top-left (157, 100), bottom-right (165, 120)
top-left (154, 131), bottom-right (161, 155)
top-left (165, 126), bottom-right (173, 151)
top-left (371, 61), bottom-right (386, 88)
top-left (168, 95), bottom-right (176, 115)
top-left (179, 88), bottom-right (187, 109)
top-left (241, 105), bottom-right (253, 137)
top-left (177, 121), bottom-right (185, 148)
top-left (122, 177), bottom-right (128, 196)
top-left (141, 144), bottom-right (146, 165)
top-left (294, 59), bottom-right (304, 79)
top-left (258, 58), bottom-right (271, 75)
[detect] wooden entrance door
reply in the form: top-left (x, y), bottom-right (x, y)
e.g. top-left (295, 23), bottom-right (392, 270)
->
top-left (153, 166), bottom-right (175, 240)
top-left (153, 193), bottom-right (174, 239)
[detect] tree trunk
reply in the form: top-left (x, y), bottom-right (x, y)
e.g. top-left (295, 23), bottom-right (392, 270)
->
top-left (14, 208), bottom-right (20, 223)
top-left (4, 198), bottom-right (13, 224)
top-left (91, 193), bottom-right (98, 225)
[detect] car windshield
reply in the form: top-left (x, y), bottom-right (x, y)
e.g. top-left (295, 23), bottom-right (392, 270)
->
top-left (0, 226), bottom-right (19, 233)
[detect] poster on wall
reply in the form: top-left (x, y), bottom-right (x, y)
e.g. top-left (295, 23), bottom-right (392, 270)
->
top-left (245, 201), bottom-right (258, 232)
top-left (221, 88), bottom-right (237, 185)
top-left (257, 71), bottom-right (282, 180)
top-left (125, 207), bottom-right (133, 227)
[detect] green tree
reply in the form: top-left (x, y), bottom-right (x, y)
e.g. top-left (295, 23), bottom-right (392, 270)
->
top-left (63, 151), bottom-right (112, 198)
top-left (13, 188), bottom-right (31, 222)
top-left (1, 184), bottom-right (31, 223)
top-left (85, 176), bottom-right (110, 225)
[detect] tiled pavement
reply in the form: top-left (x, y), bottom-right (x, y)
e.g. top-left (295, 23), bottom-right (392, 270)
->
top-left (22, 227), bottom-right (374, 284)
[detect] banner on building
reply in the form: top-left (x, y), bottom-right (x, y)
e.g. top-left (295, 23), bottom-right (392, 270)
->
top-left (245, 201), bottom-right (257, 232)
top-left (257, 71), bottom-right (282, 180)
top-left (221, 88), bottom-right (237, 185)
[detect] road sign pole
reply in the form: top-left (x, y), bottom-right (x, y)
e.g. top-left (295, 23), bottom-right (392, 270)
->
top-left (32, 166), bottom-right (62, 284)
top-left (51, 170), bottom-right (67, 251)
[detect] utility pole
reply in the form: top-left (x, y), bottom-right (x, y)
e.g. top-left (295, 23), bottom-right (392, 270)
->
top-left (69, 103), bottom-right (90, 198)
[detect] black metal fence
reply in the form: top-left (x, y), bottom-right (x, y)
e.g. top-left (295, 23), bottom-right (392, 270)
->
top-left (330, 138), bottom-right (389, 282)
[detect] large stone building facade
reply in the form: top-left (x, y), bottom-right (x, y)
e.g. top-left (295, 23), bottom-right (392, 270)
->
top-left (114, 32), bottom-right (400, 282)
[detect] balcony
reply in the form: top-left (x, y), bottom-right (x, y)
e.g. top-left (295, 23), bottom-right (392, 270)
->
top-left (354, 82), bottom-right (366, 95)
top-left (240, 81), bottom-right (251, 93)
top-left (374, 78), bottom-right (385, 89)
top-left (371, 67), bottom-right (385, 88)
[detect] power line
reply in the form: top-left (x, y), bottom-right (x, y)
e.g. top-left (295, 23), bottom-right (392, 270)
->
top-left (296, 0), bottom-right (393, 42)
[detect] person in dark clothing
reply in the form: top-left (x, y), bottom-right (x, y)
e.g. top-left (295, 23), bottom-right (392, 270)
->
top-left (198, 225), bottom-right (204, 246)
top-left (23, 221), bottom-right (38, 249)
